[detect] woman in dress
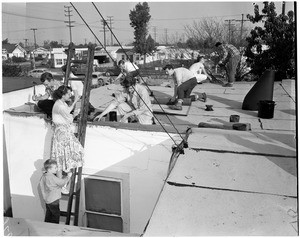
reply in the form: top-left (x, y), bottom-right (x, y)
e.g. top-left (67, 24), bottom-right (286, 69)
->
top-left (51, 85), bottom-right (84, 181)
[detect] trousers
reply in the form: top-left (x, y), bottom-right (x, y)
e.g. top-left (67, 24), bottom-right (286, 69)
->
top-left (45, 199), bottom-right (60, 224)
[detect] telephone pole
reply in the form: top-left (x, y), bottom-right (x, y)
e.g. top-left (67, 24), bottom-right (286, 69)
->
top-left (164, 28), bottom-right (168, 45)
top-left (64, 5), bottom-right (75, 43)
top-left (234, 14), bottom-right (250, 43)
top-left (225, 19), bottom-right (235, 43)
top-left (282, 1), bottom-right (286, 15)
top-left (23, 38), bottom-right (28, 48)
top-left (100, 19), bottom-right (109, 48)
top-left (30, 28), bottom-right (37, 49)
top-left (107, 16), bottom-right (114, 46)
top-left (153, 26), bottom-right (157, 44)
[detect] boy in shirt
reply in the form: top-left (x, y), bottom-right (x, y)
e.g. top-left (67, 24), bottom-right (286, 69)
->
top-left (32, 72), bottom-right (62, 118)
top-left (115, 60), bottom-right (140, 82)
top-left (39, 159), bottom-right (72, 224)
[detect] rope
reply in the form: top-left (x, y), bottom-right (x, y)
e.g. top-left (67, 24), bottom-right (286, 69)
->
top-left (70, 2), bottom-right (184, 145)
top-left (91, 2), bottom-right (185, 142)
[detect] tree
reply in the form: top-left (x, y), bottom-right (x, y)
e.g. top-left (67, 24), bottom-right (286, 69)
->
top-left (145, 34), bottom-right (156, 54)
top-left (2, 38), bottom-right (9, 44)
top-left (49, 41), bottom-right (63, 48)
top-left (245, 2), bottom-right (295, 80)
top-left (43, 40), bottom-right (51, 49)
top-left (184, 18), bottom-right (228, 49)
top-left (129, 2), bottom-right (151, 64)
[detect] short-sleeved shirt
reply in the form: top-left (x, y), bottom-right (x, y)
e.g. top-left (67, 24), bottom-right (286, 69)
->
top-left (173, 67), bottom-right (195, 86)
top-left (123, 61), bottom-right (139, 73)
top-left (189, 62), bottom-right (204, 75)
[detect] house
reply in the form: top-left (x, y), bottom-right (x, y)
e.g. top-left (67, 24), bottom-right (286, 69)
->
top-left (49, 47), bottom-right (68, 68)
top-left (115, 48), bottom-right (137, 63)
top-left (32, 47), bottom-right (50, 58)
top-left (2, 43), bottom-right (26, 59)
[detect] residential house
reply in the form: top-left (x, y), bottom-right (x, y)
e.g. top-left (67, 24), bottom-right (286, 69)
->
top-left (32, 47), bottom-right (50, 59)
top-left (2, 43), bottom-right (26, 60)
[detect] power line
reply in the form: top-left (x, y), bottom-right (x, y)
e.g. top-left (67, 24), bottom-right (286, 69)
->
top-left (3, 11), bottom-right (66, 23)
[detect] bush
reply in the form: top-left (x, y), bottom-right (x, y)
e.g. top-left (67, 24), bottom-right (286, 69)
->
top-left (34, 56), bottom-right (43, 61)
top-left (12, 56), bottom-right (27, 63)
top-left (3, 64), bottom-right (23, 77)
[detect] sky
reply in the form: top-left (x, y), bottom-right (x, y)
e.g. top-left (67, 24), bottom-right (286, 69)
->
top-left (1, 1), bottom-right (296, 47)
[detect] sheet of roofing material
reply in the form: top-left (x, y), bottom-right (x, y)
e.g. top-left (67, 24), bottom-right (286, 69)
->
top-left (167, 150), bottom-right (296, 197)
top-left (144, 184), bottom-right (297, 236)
top-left (188, 128), bottom-right (296, 157)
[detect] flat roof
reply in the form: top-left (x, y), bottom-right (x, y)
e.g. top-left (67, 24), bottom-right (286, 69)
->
top-left (143, 79), bottom-right (297, 236)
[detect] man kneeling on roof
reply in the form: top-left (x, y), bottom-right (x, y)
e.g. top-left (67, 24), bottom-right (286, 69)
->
top-left (163, 64), bottom-right (207, 110)
top-left (93, 77), bottom-right (153, 124)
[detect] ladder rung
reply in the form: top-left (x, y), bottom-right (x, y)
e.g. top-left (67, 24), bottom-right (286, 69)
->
top-left (71, 59), bottom-right (87, 64)
top-left (60, 211), bottom-right (76, 217)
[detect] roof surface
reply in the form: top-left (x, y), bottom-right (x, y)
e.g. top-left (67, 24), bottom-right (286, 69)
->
top-left (140, 79), bottom-right (297, 236)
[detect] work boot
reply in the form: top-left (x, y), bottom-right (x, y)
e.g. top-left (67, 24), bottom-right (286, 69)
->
top-left (168, 103), bottom-right (182, 110)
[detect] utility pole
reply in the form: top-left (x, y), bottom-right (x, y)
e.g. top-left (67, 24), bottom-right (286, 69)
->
top-left (282, 1), bottom-right (286, 15)
top-left (164, 28), bottom-right (168, 45)
top-left (234, 14), bottom-right (250, 44)
top-left (153, 26), bottom-right (157, 44)
top-left (64, 5), bottom-right (75, 43)
top-left (23, 38), bottom-right (28, 48)
top-left (107, 16), bottom-right (114, 46)
top-left (100, 19), bottom-right (109, 48)
top-left (30, 28), bottom-right (37, 69)
top-left (225, 19), bottom-right (235, 43)
top-left (30, 28), bottom-right (37, 49)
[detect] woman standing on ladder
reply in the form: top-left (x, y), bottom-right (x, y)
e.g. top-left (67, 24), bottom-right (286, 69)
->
top-left (51, 85), bottom-right (84, 193)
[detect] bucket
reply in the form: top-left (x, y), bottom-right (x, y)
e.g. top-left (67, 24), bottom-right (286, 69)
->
top-left (258, 100), bottom-right (276, 119)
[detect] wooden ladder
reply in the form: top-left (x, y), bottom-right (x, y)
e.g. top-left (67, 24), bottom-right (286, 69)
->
top-left (60, 43), bottom-right (95, 226)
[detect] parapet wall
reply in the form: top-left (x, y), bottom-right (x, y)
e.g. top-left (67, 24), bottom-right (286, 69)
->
top-left (3, 112), bottom-right (179, 234)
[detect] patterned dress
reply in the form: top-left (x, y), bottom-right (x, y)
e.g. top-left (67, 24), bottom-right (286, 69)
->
top-left (51, 99), bottom-right (84, 172)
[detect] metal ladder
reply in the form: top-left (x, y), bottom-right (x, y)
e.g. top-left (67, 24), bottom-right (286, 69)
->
top-left (60, 42), bottom-right (95, 226)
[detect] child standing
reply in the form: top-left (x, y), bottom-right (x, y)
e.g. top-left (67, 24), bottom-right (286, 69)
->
top-left (39, 159), bottom-right (72, 224)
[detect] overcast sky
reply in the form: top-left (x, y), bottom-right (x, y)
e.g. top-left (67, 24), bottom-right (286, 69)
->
top-left (2, 1), bottom-right (295, 46)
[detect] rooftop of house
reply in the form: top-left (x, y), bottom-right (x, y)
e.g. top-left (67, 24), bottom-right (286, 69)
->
top-left (4, 78), bottom-right (297, 235)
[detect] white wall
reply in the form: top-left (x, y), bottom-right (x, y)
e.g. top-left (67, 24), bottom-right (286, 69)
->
top-left (3, 85), bottom-right (45, 110)
top-left (3, 113), bottom-right (177, 234)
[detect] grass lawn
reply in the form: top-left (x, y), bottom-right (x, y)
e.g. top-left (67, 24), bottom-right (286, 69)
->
top-left (2, 76), bottom-right (63, 93)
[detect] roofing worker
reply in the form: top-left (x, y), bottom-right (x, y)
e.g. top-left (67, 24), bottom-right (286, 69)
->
top-left (189, 56), bottom-right (212, 83)
top-left (215, 41), bottom-right (241, 87)
top-left (163, 64), bottom-right (206, 110)
top-left (115, 60), bottom-right (140, 82)
top-left (93, 77), bottom-right (153, 124)
top-left (32, 72), bottom-right (62, 118)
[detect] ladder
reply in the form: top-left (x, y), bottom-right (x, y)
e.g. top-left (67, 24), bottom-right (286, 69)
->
top-left (61, 42), bottom-right (95, 226)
